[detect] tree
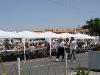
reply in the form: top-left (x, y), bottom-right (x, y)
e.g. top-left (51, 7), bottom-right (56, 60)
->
top-left (86, 18), bottom-right (100, 36)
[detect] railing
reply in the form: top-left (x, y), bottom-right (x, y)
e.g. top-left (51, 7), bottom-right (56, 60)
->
top-left (0, 57), bottom-right (66, 75)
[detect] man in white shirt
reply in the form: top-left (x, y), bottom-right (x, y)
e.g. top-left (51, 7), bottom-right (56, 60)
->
top-left (70, 37), bottom-right (77, 62)
top-left (56, 38), bottom-right (65, 61)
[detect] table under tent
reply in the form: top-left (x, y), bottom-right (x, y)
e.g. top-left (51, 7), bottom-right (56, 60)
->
top-left (0, 31), bottom-right (46, 61)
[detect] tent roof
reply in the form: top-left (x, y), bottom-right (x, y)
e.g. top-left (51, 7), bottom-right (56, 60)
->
top-left (74, 33), bottom-right (95, 39)
top-left (0, 30), bottom-right (95, 39)
top-left (17, 31), bottom-right (38, 38)
top-left (37, 32), bottom-right (57, 38)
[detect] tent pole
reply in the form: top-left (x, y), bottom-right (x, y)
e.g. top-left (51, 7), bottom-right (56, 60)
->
top-left (49, 38), bottom-right (52, 58)
top-left (23, 38), bottom-right (26, 62)
top-left (2, 38), bottom-right (4, 51)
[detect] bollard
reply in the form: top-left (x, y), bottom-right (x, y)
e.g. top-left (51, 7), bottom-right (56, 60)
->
top-left (65, 53), bottom-right (68, 75)
top-left (17, 58), bottom-right (20, 75)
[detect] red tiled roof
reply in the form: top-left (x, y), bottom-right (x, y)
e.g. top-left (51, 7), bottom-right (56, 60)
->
top-left (33, 28), bottom-right (75, 33)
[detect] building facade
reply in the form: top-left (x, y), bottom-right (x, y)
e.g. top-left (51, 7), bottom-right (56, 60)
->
top-left (33, 28), bottom-right (75, 33)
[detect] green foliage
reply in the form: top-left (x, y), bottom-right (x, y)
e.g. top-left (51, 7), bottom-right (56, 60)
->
top-left (2, 64), bottom-right (7, 75)
top-left (20, 68), bottom-right (25, 75)
top-left (86, 18), bottom-right (100, 36)
top-left (74, 67), bottom-right (89, 75)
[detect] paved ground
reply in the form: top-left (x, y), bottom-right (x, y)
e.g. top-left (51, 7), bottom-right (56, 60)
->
top-left (0, 52), bottom-right (100, 75)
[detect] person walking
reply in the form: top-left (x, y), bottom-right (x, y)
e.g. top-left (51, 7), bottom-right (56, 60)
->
top-left (69, 37), bottom-right (77, 62)
top-left (56, 38), bottom-right (65, 61)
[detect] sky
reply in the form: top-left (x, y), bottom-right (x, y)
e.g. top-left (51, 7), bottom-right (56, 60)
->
top-left (0, 0), bottom-right (100, 31)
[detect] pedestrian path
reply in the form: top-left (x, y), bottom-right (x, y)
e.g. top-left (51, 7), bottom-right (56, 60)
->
top-left (1, 53), bottom-right (100, 75)
top-left (89, 71), bottom-right (100, 75)
top-left (59, 71), bottom-right (100, 75)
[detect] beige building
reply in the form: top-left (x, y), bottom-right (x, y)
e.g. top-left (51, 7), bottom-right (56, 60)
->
top-left (33, 28), bottom-right (75, 33)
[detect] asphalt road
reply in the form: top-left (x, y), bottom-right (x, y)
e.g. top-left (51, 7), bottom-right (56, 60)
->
top-left (0, 53), bottom-right (88, 75)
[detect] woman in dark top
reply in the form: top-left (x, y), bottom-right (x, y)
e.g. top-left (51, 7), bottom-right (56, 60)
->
top-left (64, 38), bottom-right (70, 62)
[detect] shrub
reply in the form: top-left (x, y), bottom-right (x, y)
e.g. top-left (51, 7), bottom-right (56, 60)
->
top-left (74, 67), bottom-right (88, 75)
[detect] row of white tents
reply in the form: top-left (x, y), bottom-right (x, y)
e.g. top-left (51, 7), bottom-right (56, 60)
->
top-left (0, 30), bottom-right (96, 60)
top-left (0, 30), bottom-right (95, 39)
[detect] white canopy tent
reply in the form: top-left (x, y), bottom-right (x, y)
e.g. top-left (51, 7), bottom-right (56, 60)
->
top-left (0, 30), bottom-right (96, 60)
top-left (37, 32), bottom-right (57, 38)
top-left (0, 30), bottom-right (17, 38)
top-left (59, 33), bottom-right (74, 38)
top-left (0, 30), bottom-right (95, 39)
top-left (37, 32), bottom-right (58, 57)
top-left (16, 31), bottom-right (39, 61)
top-left (73, 33), bottom-right (95, 40)
top-left (0, 30), bottom-right (39, 61)
top-left (16, 31), bottom-right (38, 38)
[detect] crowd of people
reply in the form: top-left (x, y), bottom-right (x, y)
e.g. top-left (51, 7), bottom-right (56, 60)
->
top-left (55, 37), bottom-right (77, 62)
top-left (52, 37), bottom-right (95, 62)
top-left (0, 37), bottom-right (96, 62)
top-left (0, 38), bottom-right (50, 54)
top-left (0, 39), bottom-right (45, 50)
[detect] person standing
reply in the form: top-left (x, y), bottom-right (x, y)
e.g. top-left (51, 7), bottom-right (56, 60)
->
top-left (64, 38), bottom-right (70, 62)
top-left (56, 38), bottom-right (65, 61)
top-left (3, 39), bottom-right (10, 50)
top-left (43, 41), bottom-right (50, 56)
top-left (70, 37), bottom-right (77, 62)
